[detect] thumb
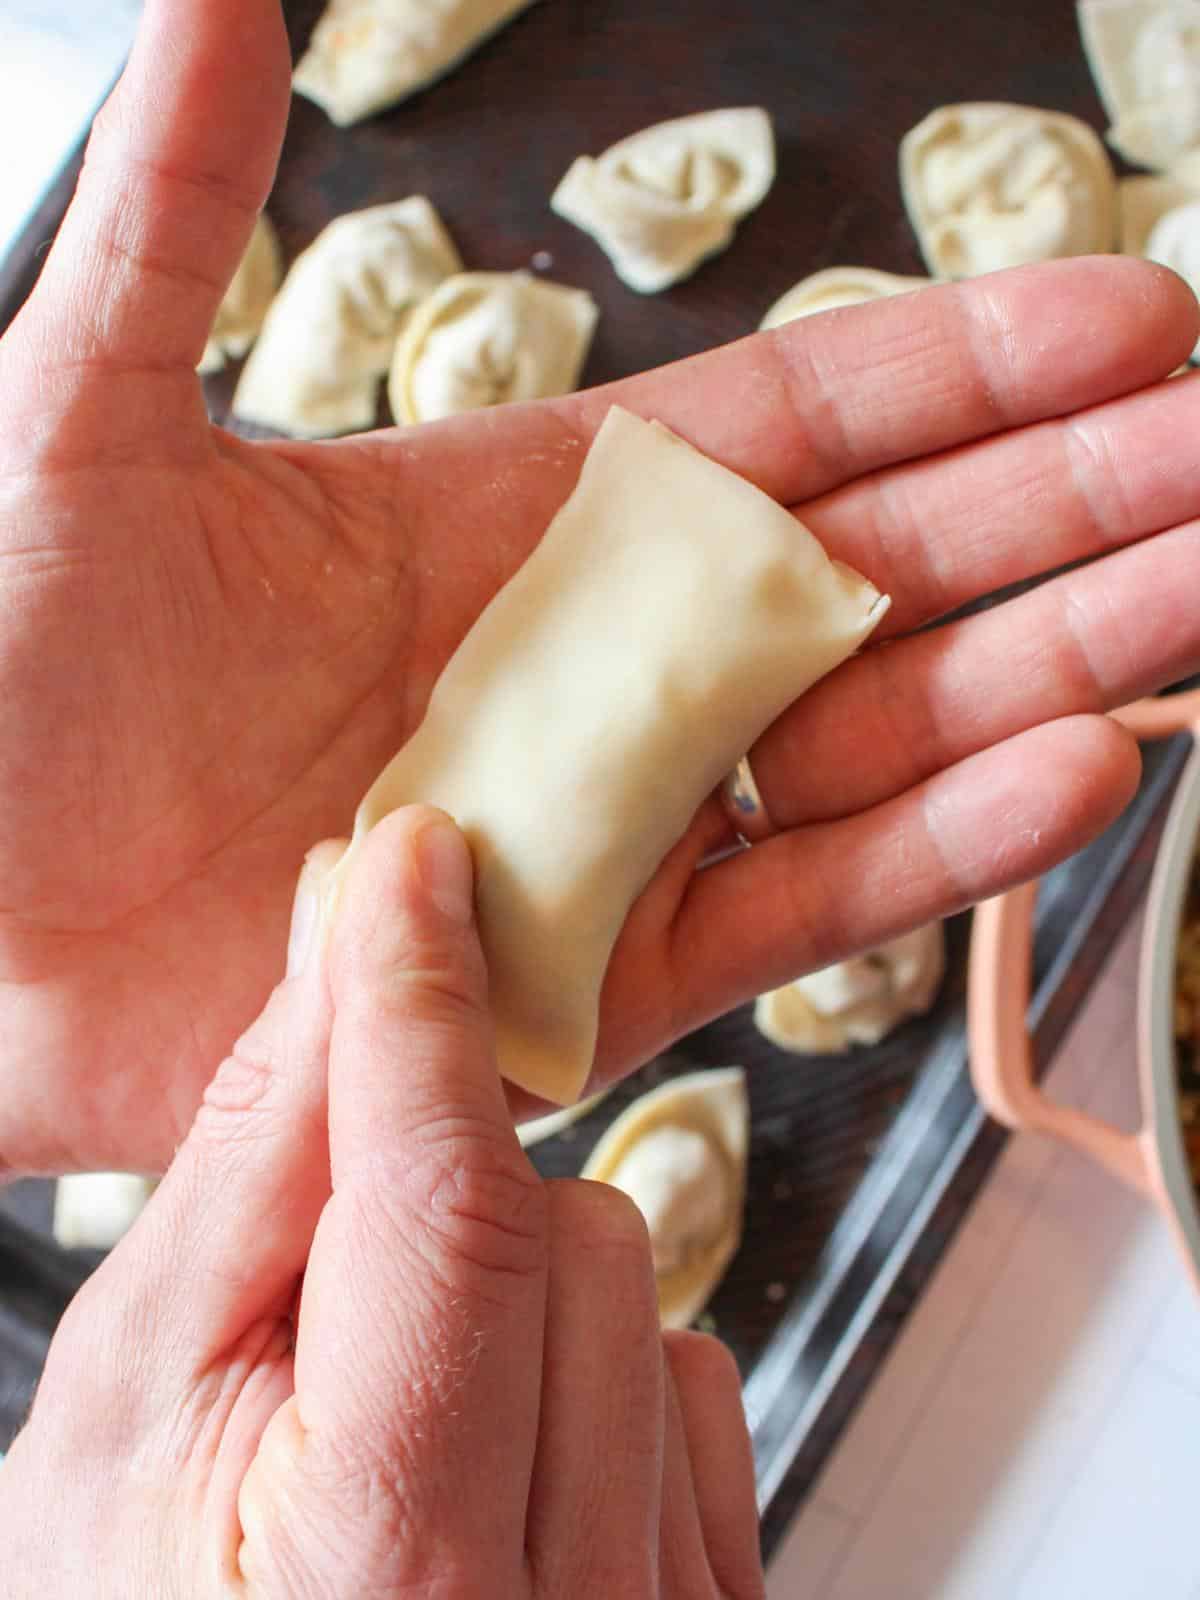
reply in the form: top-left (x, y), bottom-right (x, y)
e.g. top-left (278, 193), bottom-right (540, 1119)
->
top-left (17, 0), bottom-right (289, 387)
top-left (245, 809), bottom-right (547, 1594)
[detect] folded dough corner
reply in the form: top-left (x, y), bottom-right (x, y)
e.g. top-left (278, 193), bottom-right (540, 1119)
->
top-left (325, 405), bottom-right (888, 1104)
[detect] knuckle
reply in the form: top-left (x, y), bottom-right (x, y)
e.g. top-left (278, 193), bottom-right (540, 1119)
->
top-left (404, 1136), bottom-right (547, 1289)
top-left (188, 987), bottom-right (297, 1147)
top-left (548, 1176), bottom-right (658, 1308)
top-left (341, 1130), bottom-right (547, 1301)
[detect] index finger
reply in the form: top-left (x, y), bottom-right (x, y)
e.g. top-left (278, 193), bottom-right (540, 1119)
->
top-left (293, 808), bottom-right (547, 1584)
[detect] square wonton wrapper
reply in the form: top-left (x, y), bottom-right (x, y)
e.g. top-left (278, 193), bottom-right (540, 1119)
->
top-left (293, 0), bottom-right (539, 127)
top-left (1078, 0), bottom-right (1200, 171)
top-left (232, 197), bottom-right (461, 438)
top-left (326, 406), bottom-right (887, 1105)
top-left (551, 108), bottom-right (776, 293)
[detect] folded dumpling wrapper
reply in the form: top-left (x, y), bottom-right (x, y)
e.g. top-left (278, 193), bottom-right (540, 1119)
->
top-left (759, 266), bottom-right (931, 330)
top-left (755, 923), bottom-right (946, 1055)
top-left (900, 102), bottom-right (1115, 278)
top-left (517, 1091), bottom-right (611, 1149)
top-left (388, 270), bottom-right (598, 423)
top-left (53, 1173), bottom-right (157, 1252)
top-left (294, 0), bottom-right (539, 126)
top-left (198, 214), bottom-right (282, 375)
top-left (581, 1068), bottom-right (748, 1329)
top-left (551, 108), bottom-right (775, 293)
top-left (1078, 0), bottom-right (1200, 171)
top-left (233, 198), bottom-right (462, 438)
top-left (327, 406), bottom-right (887, 1104)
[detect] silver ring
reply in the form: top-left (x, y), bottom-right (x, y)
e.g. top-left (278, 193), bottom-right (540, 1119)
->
top-left (720, 755), bottom-right (774, 845)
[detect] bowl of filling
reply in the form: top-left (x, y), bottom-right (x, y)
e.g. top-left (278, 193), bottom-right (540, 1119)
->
top-left (967, 687), bottom-right (1200, 1288)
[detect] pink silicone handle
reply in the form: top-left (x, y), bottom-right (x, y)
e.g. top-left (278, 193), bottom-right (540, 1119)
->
top-left (965, 690), bottom-right (1200, 1194)
top-left (968, 880), bottom-right (1149, 1192)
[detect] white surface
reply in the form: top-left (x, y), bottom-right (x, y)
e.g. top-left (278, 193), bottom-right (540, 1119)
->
top-left (0, 1), bottom-right (141, 266)
top-left (769, 905), bottom-right (1200, 1598)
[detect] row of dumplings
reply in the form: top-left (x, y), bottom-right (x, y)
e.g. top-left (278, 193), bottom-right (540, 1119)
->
top-left (808, 4), bottom-right (1200, 356)
top-left (202, 105), bottom-right (778, 438)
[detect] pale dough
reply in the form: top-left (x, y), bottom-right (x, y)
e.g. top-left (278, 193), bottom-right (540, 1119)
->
top-left (755, 923), bottom-right (946, 1054)
top-left (517, 1091), bottom-right (610, 1149)
top-left (198, 214), bottom-right (282, 375)
top-left (900, 102), bottom-right (1115, 277)
top-left (388, 270), bottom-right (598, 423)
top-left (759, 265), bottom-right (930, 330)
top-left (233, 198), bottom-right (461, 437)
top-left (551, 108), bottom-right (775, 293)
top-left (580, 1067), bottom-right (748, 1329)
top-left (326, 406), bottom-right (887, 1105)
top-left (294, 0), bottom-right (540, 126)
top-left (53, 1173), bottom-right (156, 1251)
top-left (1078, 0), bottom-right (1200, 171)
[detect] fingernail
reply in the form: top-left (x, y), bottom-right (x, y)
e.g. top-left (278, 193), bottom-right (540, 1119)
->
top-left (415, 815), bottom-right (475, 925)
top-left (286, 855), bottom-right (324, 976)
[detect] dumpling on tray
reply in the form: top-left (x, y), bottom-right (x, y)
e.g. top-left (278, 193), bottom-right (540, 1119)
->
top-left (551, 109), bottom-right (775, 292)
top-left (581, 1068), bottom-right (749, 1329)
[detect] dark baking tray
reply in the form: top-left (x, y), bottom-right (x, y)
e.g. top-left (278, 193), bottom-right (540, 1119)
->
top-left (0, 0), bottom-right (1173, 1560)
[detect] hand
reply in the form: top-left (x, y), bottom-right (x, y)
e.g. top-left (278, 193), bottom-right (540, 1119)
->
top-left (3, 0), bottom-right (1200, 1173)
top-left (1, 809), bottom-right (764, 1598)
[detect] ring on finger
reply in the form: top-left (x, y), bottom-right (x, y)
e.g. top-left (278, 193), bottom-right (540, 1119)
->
top-left (719, 755), bottom-right (774, 845)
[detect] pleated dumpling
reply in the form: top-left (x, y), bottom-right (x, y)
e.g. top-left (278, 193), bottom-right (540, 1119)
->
top-left (233, 198), bottom-right (462, 438)
top-left (293, 0), bottom-right (540, 127)
top-left (759, 266), bottom-right (930, 330)
top-left (1078, 0), bottom-right (1200, 172)
top-left (900, 103), bottom-right (1115, 277)
top-left (551, 108), bottom-right (775, 293)
top-left (388, 271), bottom-right (598, 423)
top-left (53, 1173), bottom-right (156, 1251)
top-left (325, 406), bottom-right (887, 1106)
top-left (755, 923), bottom-right (946, 1055)
top-left (198, 214), bottom-right (282, 375)
top-left (581, 1068), bottom-right (748, 1329)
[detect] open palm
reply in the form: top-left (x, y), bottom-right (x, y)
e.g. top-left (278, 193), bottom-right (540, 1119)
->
top-left (3, 0), bottom-right (1200, 1176)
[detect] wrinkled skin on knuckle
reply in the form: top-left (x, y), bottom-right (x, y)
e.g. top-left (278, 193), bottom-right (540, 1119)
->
top-left (188, 984), bottom-right (298, 1147)
top-left (345, 1132), bottom-right (547, 1301)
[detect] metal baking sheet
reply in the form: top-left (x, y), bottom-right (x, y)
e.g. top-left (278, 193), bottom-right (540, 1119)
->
top-left (0, 0), bottom-right (1174, 1557)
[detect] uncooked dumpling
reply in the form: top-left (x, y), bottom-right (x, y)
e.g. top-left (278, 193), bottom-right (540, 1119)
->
top-left (198, 214), bottom-right (281, 375)
top-left (551, 108), bottom-right (775, 293)
top-left (326, 406), bottom-right (887, 1105)
top-left (1078, 0), bottom-right (1200, 171)
top-left (53, 1173), bottom-right (156, 1251)
top-left (388, 271), bottom-right (598, 423)
top-left (900, 103), bottom-right (1115, 277)
top-left (516, 1091), bottom-right (610, 1148)
top-left (293, 0), bottom-right (539, 126)
top-left (755, 923), bottom-right (946, 1054)
top-left (233, 198), bottom-right (461, 437)
top-left (581, 1068), bottom-right (748, 1329)
top-left (759, 266), bottom-right (930, 330)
